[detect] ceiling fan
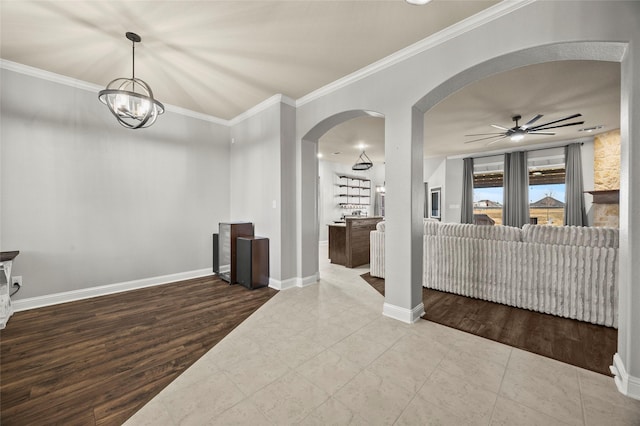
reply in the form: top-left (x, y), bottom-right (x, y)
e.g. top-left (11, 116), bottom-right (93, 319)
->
top-left (464, 113), bottom-right (584, 145)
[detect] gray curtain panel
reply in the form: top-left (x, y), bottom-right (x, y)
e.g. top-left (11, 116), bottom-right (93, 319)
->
top-left (461, 158), bottom-right (474, 223)
top-left (424, 182), bottom-right (429, 218)
top-left (503, 151), bottom-right (530, 228)
top-left (564, 143), bottom-right (588, 226)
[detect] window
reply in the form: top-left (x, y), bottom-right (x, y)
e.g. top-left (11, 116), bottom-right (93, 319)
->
top-left (430, 187), bottom-right (441, 219)
top-left (472, 151), bottom-right (566, 226)
top-left (528, 169), bottom-right (565, 226)
top-left (473, 173), bottom-right (503, 225)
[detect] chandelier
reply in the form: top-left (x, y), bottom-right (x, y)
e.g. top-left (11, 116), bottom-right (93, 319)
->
top-left (98, 32), bottom-right (164, 129)
top-left (352, 151), bottom-right (373, 171)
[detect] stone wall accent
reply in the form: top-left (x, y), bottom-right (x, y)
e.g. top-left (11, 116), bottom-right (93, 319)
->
top-left (593, 129), bottom-right (620, 227)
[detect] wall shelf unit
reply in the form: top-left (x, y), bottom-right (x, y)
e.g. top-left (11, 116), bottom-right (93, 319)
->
top-left (336, 175), bottom-right (371, 207)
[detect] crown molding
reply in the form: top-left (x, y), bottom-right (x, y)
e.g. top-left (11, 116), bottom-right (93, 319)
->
top-left (0, 58), bottom-right (230, 126)
top-left (0, 58), bottom-right (103, 92)
top-left (296, 0), bottom-right (536, 108)
top-left (164, 104), bottom-right (229, 126)
top-left (228, 94), bottom-right (296, 126)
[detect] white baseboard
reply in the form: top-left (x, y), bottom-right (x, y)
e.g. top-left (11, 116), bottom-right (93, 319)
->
top-left (269, 277), bottom-right (298, 290)
top-left (298, 273), bottom-right (319, 287)
top-left (12, 268), bottom-right (213, 312)
top-left (383, 302), bottom-right (425, 324)
top-left (612, 353), bottom-right (640, 400)
top-left (269, 273), bottom-right (319, 290)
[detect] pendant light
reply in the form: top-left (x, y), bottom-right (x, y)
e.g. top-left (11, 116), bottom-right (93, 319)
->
top-left (352, 151), bottom-right (373, 171)
top-left (99, 32), bottom-right (164, 129)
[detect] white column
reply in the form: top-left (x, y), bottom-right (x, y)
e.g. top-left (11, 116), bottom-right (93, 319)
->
top-left (382, 108), bottom-right (425, 323)
top-left (613, 46), bottom-right (640, 400)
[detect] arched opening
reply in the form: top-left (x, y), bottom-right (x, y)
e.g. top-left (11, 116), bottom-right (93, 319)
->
top-left (299, 110), bottom-right (385, 283)
top-left (411, 41), bottom-right (631, 394)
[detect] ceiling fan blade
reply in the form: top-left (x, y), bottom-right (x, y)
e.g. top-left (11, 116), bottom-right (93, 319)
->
top-left (522, 114), bottom-right (543, 129)
top-left (464, 132), bottom-right (505, 136)
top-left (526, 132), bottom-right (555, 136)
top-left (486, 136), bottom-right (508, 145)
top-left (491, 124), bottom-right (510, 131)
top-left (528, 113), bottom-right (582, 130)
top-left (530, 121), bottom-right (585, 131)
top-left (464, 135), bottom-right (507, 144)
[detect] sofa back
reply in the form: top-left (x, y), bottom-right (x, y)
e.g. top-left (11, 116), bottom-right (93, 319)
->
top-left (522, 224), bottom-right (619, 248)
top-left (437, 223), bottom-right (522, 242)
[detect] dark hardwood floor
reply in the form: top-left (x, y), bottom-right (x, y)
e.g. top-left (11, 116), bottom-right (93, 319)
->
top-left (360, 273), bottom-right (617, 376)
top-left (0, 275), bottom-right (278, 426)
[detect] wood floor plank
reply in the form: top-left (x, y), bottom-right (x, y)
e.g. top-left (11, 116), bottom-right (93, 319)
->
top-left (360, 272), bottom-right (617, 376)
top-left (0, 275), bottom-right (277, 425)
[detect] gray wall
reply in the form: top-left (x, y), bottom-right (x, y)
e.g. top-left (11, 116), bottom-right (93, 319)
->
top-left (229, 100), bottom-right (296, 283)
top-left (0, 69), bottom-right (231, 300)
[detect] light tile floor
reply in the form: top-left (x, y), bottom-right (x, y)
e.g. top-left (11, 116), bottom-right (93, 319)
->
top-left (126, 248), bottom-right (640, 425)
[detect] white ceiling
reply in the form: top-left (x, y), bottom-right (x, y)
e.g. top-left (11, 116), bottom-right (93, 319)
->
top-left (0, 0), bottom-right (496, 120)
top-left (1, 2), bottom-right (620, 162)
top-left (319, 60), bottom-right (620, 165)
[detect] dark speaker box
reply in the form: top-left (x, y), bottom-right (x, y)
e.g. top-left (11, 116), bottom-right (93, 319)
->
top-left (212, 233), bottom-right (219, 274)
top-left (236, 236), bottom-right (269, 290)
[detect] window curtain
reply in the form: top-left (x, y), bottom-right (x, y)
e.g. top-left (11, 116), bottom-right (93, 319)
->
top-left (564, 143), bottom-right (588, 226)
top-left (461, 158), bottom-right (474, 223)
top-left (424, 182), bottom-right (429, 218)
top-left (502, 151), bottom-right (530, 228)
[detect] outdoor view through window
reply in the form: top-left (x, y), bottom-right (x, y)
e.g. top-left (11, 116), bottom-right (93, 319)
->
top-left (473, 169), bottom-right (566, 226)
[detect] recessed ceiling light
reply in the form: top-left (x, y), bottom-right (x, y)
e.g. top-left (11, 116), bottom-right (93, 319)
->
top-left (357, 143), bottom-right (366, 150)
top-left (405, 0), bottom-right (432, 5)
top-left (578, 125), bottom-right (604, 133)
top-left (317, 153), bottom-right (323, 158)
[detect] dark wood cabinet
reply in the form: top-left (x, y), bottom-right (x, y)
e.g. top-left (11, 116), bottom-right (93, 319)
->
top-left (328, 217), bottom-right (382, 268)
top-left (236, 236), bottom-right (269, 289)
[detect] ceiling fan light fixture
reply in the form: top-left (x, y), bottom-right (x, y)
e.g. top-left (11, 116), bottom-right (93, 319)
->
top-left (510, 132), bottom-right (525, 142)
top-left (352, 151), bottom-right (373, 171)
top-left (99, 32), bottom-right (164, 129)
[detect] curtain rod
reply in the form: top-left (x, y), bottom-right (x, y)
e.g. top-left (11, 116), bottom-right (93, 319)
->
top-left (467, 142), bottom-right (583, 161)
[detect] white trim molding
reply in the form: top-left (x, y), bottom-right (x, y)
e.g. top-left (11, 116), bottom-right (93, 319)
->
top-left (612, 353), bottom-right (640, 400)
top-left (383, 302), bottom-right (425, 324)
top-left (296, 0), bottom-right (535, 107)
top-left (298, 273), bottom-right (319, 287)
top-left (11, 268), bottom-right (212, 312)
top-left (268, 272), bottom-right (319, 290)
top-left (229, 94), bottom-right (296, 126)
top-left (269, 277), bottom-right (298, 290)
top-left (0, 59), bottom-right (229, 126)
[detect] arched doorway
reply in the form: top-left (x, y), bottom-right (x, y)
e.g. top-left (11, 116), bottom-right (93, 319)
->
top-left (299, 110), bottom-right (385, 284)
top-left (411, 41), bottom-right (632, 396)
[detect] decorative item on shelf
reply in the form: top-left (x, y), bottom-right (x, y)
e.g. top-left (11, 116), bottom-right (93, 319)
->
top-left (352, 151), bottom-right (373, 170)
top-left (98, 32), bottom-right (165, 129)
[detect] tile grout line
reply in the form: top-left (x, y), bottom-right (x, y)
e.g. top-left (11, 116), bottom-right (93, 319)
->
top-left (576, 368), bottom-right (588, 426)
top-left (488, 347), bottom-right (514, 424)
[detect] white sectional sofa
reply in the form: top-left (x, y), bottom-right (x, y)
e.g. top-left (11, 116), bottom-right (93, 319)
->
top-left (370, 220), bottom-right (619, 328)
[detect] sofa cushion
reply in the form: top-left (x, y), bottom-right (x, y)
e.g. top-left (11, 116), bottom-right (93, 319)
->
top-left (522, 224), bottom-right (619, 248)
top-left (437, 223), bottom-right (522, 242)
top-left (376, 221), bottom-right (385, 232)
